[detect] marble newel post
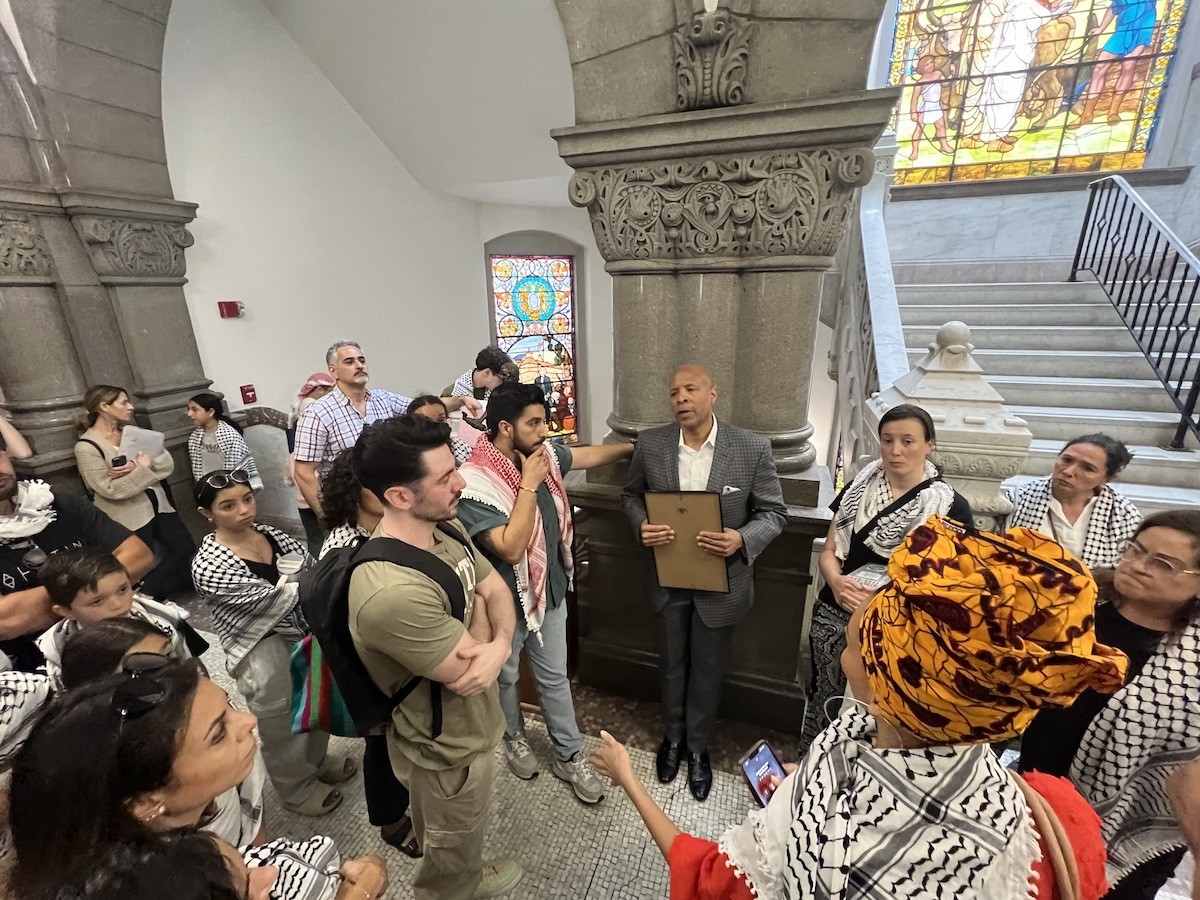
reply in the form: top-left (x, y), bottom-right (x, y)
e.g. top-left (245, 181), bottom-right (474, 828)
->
top-left (550, 0), bottom-right (899, 730)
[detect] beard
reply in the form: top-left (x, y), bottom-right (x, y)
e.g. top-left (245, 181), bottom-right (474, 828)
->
top-left (516, 436), bottom-right (546, 457)
top-left (410, 491), bottom-right (460, 524)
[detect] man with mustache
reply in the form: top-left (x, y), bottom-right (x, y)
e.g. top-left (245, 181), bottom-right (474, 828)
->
top-left (293, 340), bottom-right (483, 520)
top-left (457, 382), bottom-right (632, 804)
top-left (0, 434), bottom-right (153, 670)
top-left (622, 364), bottom-right (786, 801)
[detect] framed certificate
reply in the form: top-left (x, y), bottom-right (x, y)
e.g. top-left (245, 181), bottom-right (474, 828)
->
top-left (644, 491), bottom-right (730, 594)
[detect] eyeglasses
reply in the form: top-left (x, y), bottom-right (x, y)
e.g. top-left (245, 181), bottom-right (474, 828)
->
top-left (112, 652), bottom-right (173, 729)
top-left (1119, 541), bottom-right (1200, 577)
top-left (201, 469), bottom-right (251, 490)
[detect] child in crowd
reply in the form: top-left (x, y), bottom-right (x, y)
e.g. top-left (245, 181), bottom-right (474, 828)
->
top-left (36, 548), bottom-right (194, 687)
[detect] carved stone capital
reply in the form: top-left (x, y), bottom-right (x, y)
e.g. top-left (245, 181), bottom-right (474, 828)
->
top-left (568, 148), bottom-right (874, 262)
top-left (673, 8), bottom-right (752, 111)
top-left (0, 212), bottom-right (52, 277)
top-left (73, 216), bottom-right (194, 278)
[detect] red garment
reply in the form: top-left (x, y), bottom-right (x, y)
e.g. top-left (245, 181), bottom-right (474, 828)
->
top-left (1023, 771), bottom-right (1110, 900)
top-left (668, 833), bottom-right (755, 900)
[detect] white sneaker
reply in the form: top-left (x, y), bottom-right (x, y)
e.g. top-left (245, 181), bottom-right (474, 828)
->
top-left (550, 752), bottom-right (605, 804)
top-left (474, 858), bottom-right (522, 897)
top-left (503, 735), bottom-right (539, 780)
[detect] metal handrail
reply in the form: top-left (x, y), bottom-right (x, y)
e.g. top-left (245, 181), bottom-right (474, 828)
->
top-left (1069, 175), bottom-right (1200, 450)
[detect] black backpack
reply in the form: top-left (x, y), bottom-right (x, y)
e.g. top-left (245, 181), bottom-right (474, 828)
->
top-left (298, 524), bottom-right (472, 737)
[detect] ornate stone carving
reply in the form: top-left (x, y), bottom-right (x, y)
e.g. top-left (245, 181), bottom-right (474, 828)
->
top-left (673, 8), bottom-right (752, 111)
top-left (932, 451), bottom-right (1025, 481)
top-left (0, 213), bottom-right (52, 277)
top-left (73, 216), bottom-right (194, 277)
top-left (568, 148), bottom-right (874, 262)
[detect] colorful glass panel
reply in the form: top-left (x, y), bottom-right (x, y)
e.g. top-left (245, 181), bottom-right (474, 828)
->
top-left (490, 255), bottom-right (580, 443)
top-left (889, 0), bottom-right (1189, 184)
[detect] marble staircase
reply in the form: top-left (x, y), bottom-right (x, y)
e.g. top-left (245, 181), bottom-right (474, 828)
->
top-left (897, 280), bottom-right (1200, 516)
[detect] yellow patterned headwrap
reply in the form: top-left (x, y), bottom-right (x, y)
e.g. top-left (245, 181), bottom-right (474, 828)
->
top-left (860, 516), bottom-right (1129, 745)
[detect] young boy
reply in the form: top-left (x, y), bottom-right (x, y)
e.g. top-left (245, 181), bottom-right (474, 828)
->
top-left (37, 548), bottom-right (193, 686)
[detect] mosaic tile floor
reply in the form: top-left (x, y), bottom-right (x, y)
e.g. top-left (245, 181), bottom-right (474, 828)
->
top-left (202, 636), bottom-right (759, 899)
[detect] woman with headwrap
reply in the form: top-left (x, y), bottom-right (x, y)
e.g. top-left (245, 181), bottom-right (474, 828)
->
top-left (800, 404), bottom-right (972, 752)
top-left (1021, 510), bottom-right (1200, 900)
top-left (591, 517), bottom-right (1128, 900)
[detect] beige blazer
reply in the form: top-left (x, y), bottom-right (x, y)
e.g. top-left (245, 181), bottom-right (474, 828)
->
top-left (74, 426), bottom-right (174, 531)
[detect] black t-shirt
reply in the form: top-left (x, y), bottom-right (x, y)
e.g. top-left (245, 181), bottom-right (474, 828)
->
top-left (1019, 602), bottom-right (1166, 777)
top-left (0, 492), bottom-right (132, 670)
top-left (239, 531), bottom-right (283, 583)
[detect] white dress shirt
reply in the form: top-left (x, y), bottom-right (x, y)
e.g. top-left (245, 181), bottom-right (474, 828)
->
top-left (678, 416), bottom-right (719, 491)
top-left (1041, 495), bottom-right (1097, 560)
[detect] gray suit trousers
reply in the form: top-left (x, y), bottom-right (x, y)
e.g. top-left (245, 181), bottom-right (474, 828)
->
top-left (658, 589), bottom-right (737, 754)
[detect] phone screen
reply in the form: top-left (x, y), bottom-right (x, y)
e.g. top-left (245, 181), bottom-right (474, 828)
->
top-left (740, 741), bottom-right (785, 807)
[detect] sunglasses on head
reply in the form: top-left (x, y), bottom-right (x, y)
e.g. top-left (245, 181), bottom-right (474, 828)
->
top-left (201, 469), bottom-right (251, 490)
top-left (112, 652), bottom-right (173, 729)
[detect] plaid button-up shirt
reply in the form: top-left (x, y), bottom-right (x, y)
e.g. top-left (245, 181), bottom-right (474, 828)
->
top-left (293, 386), bottom-right (413, 477)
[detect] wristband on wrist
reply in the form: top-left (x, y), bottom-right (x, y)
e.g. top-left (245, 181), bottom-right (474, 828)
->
top-left (519, 486), bottom-right (537, 495)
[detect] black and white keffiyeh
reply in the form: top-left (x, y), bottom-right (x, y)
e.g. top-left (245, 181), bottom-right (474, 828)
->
top-left (190, 525), bottom-right (308, 668)
top-left (241, 835), bottom-right (340, 900)
top-left (1070, 611), bottom-right (1200, 886)
top-left (1007, 479), bottom-right (1141, 569)
top-left (834, 460), bottom-right (955, 561)
top-left (719, 705), bottom-right (1039, 900)
top-left (188, 421), bottom-right (261, 488)
top-left (0, 671), bottom-right (53, 768)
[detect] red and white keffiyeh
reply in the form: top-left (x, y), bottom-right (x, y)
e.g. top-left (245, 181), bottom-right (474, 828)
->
top-left (460, 435), bottom-right (573, 639)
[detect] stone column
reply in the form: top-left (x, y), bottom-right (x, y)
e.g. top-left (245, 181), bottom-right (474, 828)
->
top-left (0, 1), bottom-right (209, 496)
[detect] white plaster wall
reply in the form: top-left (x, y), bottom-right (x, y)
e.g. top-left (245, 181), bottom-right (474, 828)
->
top-left (476, 204), bottom-right (613, 443)
top-left (162, 0), bottom-right (488, 415)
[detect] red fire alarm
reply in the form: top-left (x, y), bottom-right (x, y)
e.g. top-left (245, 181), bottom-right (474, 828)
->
top-left (218, 301), bottom-right (244, 319)
top-left (240, 384), bottom-right (257, 404)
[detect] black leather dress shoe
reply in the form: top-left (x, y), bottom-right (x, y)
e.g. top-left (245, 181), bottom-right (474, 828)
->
top-left (656, 737), bottom-right (683, 784)
top-left (688, 751), bottom-right (712, 801)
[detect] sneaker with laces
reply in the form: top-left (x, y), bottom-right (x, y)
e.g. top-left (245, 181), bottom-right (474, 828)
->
top-left (474, 859), bottom-right (522, 898)
top-left (502, 735), bottom-right (539, 780)
top-left (550, 752), bottom-right (606, 804)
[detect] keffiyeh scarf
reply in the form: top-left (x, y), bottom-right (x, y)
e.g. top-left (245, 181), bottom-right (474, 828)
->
top-left (1007, 479), bottom-right (1142, 569)
top-left (1070, 611), bottom-right (1200, 886)
top-left (0, 671), bottom-right (53, 768)
top-left (719, 705), bottom-right (1039, 900)
top-left (460, 437), bottom-right (572, 638)
top-left (241, 835), bottom-right (341, 900)
top-left (0, 480), bottom-right (56, 542)
top-left (834, 460), bottom-right (954, 561)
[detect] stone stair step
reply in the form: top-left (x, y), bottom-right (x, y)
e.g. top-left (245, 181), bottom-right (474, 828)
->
top-left (901, 303), bottom-right (1119, 327)
top-left (1020, 439), bottom-right (1200, 488)
top-left (904, 324), bottom-right (1145, 352)
top-left (906, 347), bottom-right (1170, 379)
top-left (1004, 474), bottom-right (1200, 517)
top-left (896, 282), bottom-right (1107, 305)
top-left (1006, 405), bottom-right (1190, 446)
top-left (986, 375), bottom-right (1187, 414)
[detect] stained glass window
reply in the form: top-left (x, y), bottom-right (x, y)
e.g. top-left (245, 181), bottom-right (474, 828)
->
top-left (889, 0), bottom-right (1189, 184)
top-left (489, 254), bottom-right (580, 443)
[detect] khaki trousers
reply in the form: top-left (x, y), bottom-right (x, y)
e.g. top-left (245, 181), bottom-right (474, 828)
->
top-left (390, 744), bottom-right (496, 900)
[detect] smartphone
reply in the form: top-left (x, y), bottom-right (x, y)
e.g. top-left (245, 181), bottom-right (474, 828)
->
top-left (739, 740), bottom-right (785, 807)
top-left (110, 455), bottom-right (128, 467)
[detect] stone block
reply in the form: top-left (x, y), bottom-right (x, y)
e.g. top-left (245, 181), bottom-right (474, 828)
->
top-left (37, 0), bottom-right (167, 70)
top-left (0, 135), bottom-right (39, 184)
top-left (554, 0), bottom-right (679, 64)
top-left (104, 0), bottom-right (170, 24)
top-left (0, 96), bottom-right (31, 141)
top-left (42, 88), bottom-right (167, 164)
top-left (21, 28), bottom-right (162, 118)
top-left (751, 0), bottom-right (888, 21)
top-left (747, 20), bottom-right (875, 101)
top-left (108, 285), bottom-right (206, 393)
top-left (58, 145), bottom-right (173, 197)
top-left (243, 421), bottom-right (301, 532)
top-left (569, 35), bottom-right (677, 124)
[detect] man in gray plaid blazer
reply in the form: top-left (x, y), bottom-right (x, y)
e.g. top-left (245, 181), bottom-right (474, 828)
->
top-left (621, 365), bottom-right (786, 801)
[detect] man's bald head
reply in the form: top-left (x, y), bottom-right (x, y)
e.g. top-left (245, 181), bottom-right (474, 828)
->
top-left (669, 364), bottom-right (718, 434)
top-left (670, 364), bottom-right (714, 389)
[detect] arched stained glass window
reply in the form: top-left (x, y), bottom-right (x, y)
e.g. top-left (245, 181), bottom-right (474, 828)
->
top-left (890, 0), bottom-right (1189, 183)
top-left (489, 254), bottom-right (580, 443)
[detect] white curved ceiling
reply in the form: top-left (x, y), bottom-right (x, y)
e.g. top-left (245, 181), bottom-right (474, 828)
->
top-left (260, 0), bottom-right (577, 206)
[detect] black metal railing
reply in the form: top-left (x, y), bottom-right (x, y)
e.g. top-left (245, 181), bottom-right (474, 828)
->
top-left (1070, 175), bottom-right (1200, 450)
